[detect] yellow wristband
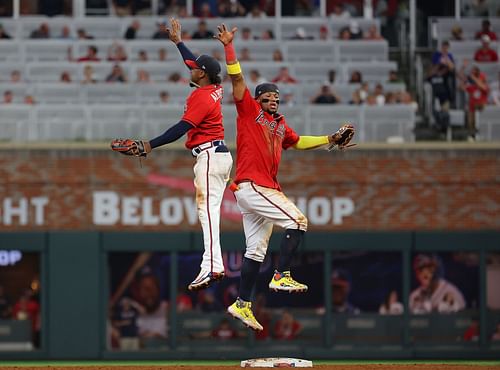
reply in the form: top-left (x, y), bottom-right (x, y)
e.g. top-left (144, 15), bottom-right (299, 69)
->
top-left (226, 62), bottom-right (242, 75)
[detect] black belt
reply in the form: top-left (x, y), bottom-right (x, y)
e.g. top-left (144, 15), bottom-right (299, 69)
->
top-left (191, 140), bottom-right (225, 157)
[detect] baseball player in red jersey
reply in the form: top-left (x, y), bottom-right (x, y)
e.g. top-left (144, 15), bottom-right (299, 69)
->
top-left (215, 24), bottom-right (355, 331)
top-left (112, 19), bottom-right (233, 291)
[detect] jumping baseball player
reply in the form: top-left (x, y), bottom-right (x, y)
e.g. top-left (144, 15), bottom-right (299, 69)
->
top-left (111, 18), bottom-right (233, 292)
top-left (215, 24), bottom-right (355, 331)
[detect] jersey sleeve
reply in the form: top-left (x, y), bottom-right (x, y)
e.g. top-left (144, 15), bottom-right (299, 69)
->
top-left (182, 90), bottom-right (212, 127)
top-left (281, 121), bottom-right (300, 149)
top-left (234, 88), bottom-right (258, 117)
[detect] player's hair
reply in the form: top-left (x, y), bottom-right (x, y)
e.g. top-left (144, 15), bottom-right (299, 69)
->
top-left (209, 74), bottom-right (222, 85)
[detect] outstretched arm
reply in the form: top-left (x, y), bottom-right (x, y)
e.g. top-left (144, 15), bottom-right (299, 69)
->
top-left (166, 18), bottom-right (197, 65)
top-left (215, 24), bottom-right (246, 101)
top-left (293, 124), bottom-right (356, 151)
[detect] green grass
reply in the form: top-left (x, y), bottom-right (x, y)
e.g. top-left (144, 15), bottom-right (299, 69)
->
top-left (0, 360), bottom-right (499, 367)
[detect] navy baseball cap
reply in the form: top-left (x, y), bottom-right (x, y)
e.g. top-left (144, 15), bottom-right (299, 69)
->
top-left (185, 55), bottom-right (221, 77)
top-left (255, 82), bottom-right (280, 98)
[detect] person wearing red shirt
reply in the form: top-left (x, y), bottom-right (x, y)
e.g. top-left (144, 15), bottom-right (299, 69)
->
top-left (272, 67), bottom-right (298, 84)
top-left (475, 20), bottom-right (497, 41)
top-left (459, 62), bottom-right (489, 140)
top-left (119, 18), bottom-right (233, 291)
top-left (474, 35), bottom-right (498, 62)
top-left (215, 24), bottom-right (354, 331)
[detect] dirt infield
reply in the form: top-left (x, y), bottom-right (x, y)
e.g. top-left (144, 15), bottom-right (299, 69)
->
top-left (1, 365), bottom-right (500, 370)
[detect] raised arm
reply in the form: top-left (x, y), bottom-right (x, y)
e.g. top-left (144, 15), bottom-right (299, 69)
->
top-left (166, 18), bottom-right (197, 65)
top-left (215, 24), bottom-right (247, 101)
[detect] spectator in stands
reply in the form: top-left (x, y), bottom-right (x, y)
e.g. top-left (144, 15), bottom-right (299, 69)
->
top-left (319, 25), bottom-right (329, 40)
top-left (475, 19), bottom-right (497, 41)
top-left (106, 64), bottom-right (128, 83)
top-left (388, 70), bottom-right (403, 83)
top-left (192, 20), bottom-right (214, 39)
top-left (458, 62), bottom-right (489, 140)
top-left (60, 71), bottom-right (72, 83)
top-left (159, 91), bottom-right (170, 104)
top-left (272, 49), bottom-right (284, 62)
top-left (158, 48), bottom-right (168, 61)
top-left (260, 29), bottom-right (274, 40)
top-left (474, 35), bottom-right (498, 62)
top-left (409, 254), bottom-right (466, 314)
top-left (338, 26), bottom-right (352, 40)
top-left (364, 24), bottom-right (383, 40)
top-left (427, 64), bottom-right (453, 133)
top-left (240, 27), bottom-right (253, 40)
top-left (77, 45), bottom-right (101, 62)
top-left (349, 20), bottom-right (363, 40)
top-left (373, 83), bottom-right (386, 105)
top-left (30, 22), bottom-right (50, 39)
top-left (349, 70), bottom-right (363, 83)
top-left (331, 268), bottom-right (360, 314)
top-left (330, 3), bottom-right (351, 18)
top-left (272, 66), bottom-right (297, 84)
top-left (2, 90), bottom-right (13, 104)
top-left (138, 50), bottom-right (148, 62)
top-left (212, 318), bottom-right (239, 340)
top-left (82, 65), bottom-right (97, 84)
top-left (167, 72), bottom-right (187, 84)
top-left (12, 290), bottom-right (40, 347)
top-left (384, 92), bottom-right (397, 104)
top-left (450, 25), bottom-right (464, 41)
top-left (152, 21), bottom-right (170, 39)
top-left (247, 4), bottom-right (267, 18)
top-left (112, 297), bottom-right (143, 350)
top-left (492, 323), bottom-right (500, 341)
top-left (136, 69), bottom-right (151, 83)
top-left (218, 0), bottom-right (246, 17)
top-left (10, 70), bottom-right (22, 83)
top-left (273, 310), bottom-right (302, 340)
top-left (397, 91), bottom-right (418, 110)
top-left (379, 290), bottom-right (403, 315)
top-left (0, 23), bottom-right (11, 39)
top-left (107, 42), bottom-right (128, 62)
top-left (248, 69), bottom-right (266, 84)
top-left (310, 84), bottom-right (341, 104)
top-left (58, 25), bottom-right (73, 39)
top-left (76, 28), bottom-right (94, 40)
top-left (24, 95), bottom-right (35, 105)
top-left (292, 27), bottom-right (311, 40)
top-left (124, 20), bottom-right (141, 39)
top-left (355, 82), bottom-right (370, 103)
top-left (112, 0), bottom-right (132, 16)
top-left (197, 2), bottom-right (213, 18)
top-left (239, 47), bottom-right (252, 61)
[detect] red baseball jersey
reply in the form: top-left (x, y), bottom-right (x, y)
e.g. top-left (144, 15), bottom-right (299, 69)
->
top-left (182, 84), bottom-right (224, 149)
top-left (234, 88), bottom-right (299, 190)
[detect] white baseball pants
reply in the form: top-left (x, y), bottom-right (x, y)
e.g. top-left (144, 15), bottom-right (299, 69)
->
top-left (193, 146), bottom-right (233, 273)
top-left (234, 182), bottom-right (308, 263)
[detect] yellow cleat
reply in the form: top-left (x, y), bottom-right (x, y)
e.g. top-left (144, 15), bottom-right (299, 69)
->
top-left (268, 270), bottom-right (308, 293)
top-left (227, 298), bottom-right (263, 331)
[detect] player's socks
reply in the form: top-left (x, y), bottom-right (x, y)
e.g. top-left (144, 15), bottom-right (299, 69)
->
top-left (239, 257), bottom-right (261, 301)
top-left (277, 229), bottom-right (304, 271)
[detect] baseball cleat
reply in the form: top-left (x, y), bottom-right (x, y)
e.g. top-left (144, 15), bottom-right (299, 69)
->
top-left (269, 270), bottom-right (308, 293)
top-left (188, 270), bottom-right (224, 291)
top-left (227, 298), bottom-right (263, 331)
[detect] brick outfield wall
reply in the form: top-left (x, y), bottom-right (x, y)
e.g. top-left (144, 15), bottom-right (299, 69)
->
top-left (0, 147), bottom-right (499, 231)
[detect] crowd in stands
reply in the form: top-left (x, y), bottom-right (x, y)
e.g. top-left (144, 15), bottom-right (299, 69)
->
top-left (428, 18), bottom-right (500, 140)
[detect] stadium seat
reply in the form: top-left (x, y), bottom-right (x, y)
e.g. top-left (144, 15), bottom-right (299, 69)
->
top-left (337, 40), bottom-right (388, 62)
top-left (308, 105), bottom-right (362, 137)
top-left (143, 105), bottom-right (184, 138)
top-left (138, 83), bottom-right (192, 105)
top-left (284, 41), bottom-right (336, 62)
top-left (0, 105), bottom-right (32, 141)
top-left (0, 41), bottom-right (21, 62)
top-left (36, 104), bottom-right (88, 140)
top-left (35, 83), bottom-right (82, 104)
top-left (477, 106), bottom-right (500, 141)
top-left (363, 105), bottom-right (415, 142)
